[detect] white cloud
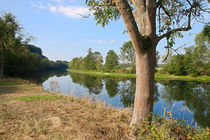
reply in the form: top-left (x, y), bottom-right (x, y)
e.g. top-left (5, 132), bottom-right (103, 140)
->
top-left (56, 5), bottom-right (90, 18)
top-left (50, 0), bottom-right (75, 2)
top-left (110, 40), bottom-right (116, 43)
top-left (32, 3), bottom-right (90, 19)
top-left (48, 5), bottom-right (57, 12)
top-left (31, 2), bottom-right (47, 9)
top-left (51, 0), bottom-right (63, 2)
top-left (88, 40), bottom-right (116, 44)
top-left (88, 40), bottom-right (108, 44)
top-left (38, 5), bottom-right (47, 9)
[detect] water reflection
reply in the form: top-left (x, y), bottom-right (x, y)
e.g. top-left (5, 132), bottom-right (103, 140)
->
top-left (105, 78), bottom-right (119, 98)
top-left (23, 70), bottom-right (68, 83)
top-left (68, 72), bottom-right (159, 107)
top-left (43, 72), bottom-right (210, 128)
top-left (160, 81), bottom-right (210, 128)
top-left (118, 79), bottom-right (135, 107)
top-left (69, 72), bottom-right (103, 95)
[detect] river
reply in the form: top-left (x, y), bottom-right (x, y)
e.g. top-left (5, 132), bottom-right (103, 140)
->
top-left (42, 71), bottom-right (210, 128)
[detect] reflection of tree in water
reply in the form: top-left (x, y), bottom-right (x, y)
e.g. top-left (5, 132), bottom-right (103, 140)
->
top-left (69, 72), bottom-right (103, 95)
top-left (119, 79), bottom-right (159, 107)
top-left (30, 70), bottom-right (68, 84)
top-left (105, 78), bottom-right (119, 98)
top-left (119, 79), bottom-right (135, 107)
top-left (160, 81), bottom-right (210, 128)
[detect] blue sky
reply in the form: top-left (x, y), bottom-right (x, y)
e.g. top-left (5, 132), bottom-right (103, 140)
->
top-left (0, 0), bottom-right (209, 62)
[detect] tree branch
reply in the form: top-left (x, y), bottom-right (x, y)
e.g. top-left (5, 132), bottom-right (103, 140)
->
top-left (115, 0), bottom-right (143, 52)
top-left (157, 3), bottom-right (194, 42)
top-left (159, 3), bottom-right (171, 18)
top-left (146, 0), bottom-right (156, 9)
top-left (132, 0), bottom-right (146, 12)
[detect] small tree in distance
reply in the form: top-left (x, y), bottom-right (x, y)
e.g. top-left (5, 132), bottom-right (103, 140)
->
top-left (105, 50), bottom-right (119, 72)
top-left (96, 55), bottom-right (103, 71)
top-left (120, 41), bottom-right (135, 67)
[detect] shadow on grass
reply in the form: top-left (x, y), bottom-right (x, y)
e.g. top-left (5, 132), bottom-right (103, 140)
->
top-left (0, 86), bottom-right (20, 95)
top-left (0, 78), bottom-right (36, 95)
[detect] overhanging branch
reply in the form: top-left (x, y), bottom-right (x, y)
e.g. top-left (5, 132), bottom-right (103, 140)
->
top-left (157, 3), bottom-right (194, 42)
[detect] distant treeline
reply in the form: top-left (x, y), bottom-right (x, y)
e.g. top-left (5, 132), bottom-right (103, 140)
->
top-left (3, 44), bottom-right (68, 78)
top-left (69, 43), bottom-right (159, 74)
top-left (68, 47), bottom-right (137, 74)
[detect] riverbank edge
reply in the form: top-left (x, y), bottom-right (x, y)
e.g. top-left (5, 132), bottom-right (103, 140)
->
top-left (68, 69), bottom-right (210, 82)
top-left (0, 78), bottom-right (209, 139)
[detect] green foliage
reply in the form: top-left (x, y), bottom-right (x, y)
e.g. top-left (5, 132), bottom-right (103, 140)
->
top-left (3, 44), bottom-right (68, 77)
top-left (69, 57), bottom-right (83, 70)
top-left (162, 26), bottom-right (210, 76)
top-left (4, 45), bottom-right (39, 77)
top-left (0, 12), bottom-right (24, 78)
top-left (96, 55), bottom-right (103, 71)
top-left (120, 41), bottom-right (135, 66)
top-left (82, 48), bottom-right (97, 70)
top-left (69, 48), bottom-right (103, 71)
top-left (69, 72), bottom-right (103, 94)
top-left (104, 50), bottom-right (119, 72)
top-left (105, 78), bottom-right (118, 98)
top-left (134, 113), bottom-right (210, 139)
top-left (85, 0), bottom-right (120, 27)
top-left (160, 80), bottom-right (210, 128)
top-left (26, 44), bottom-right (47, 59)
top-left (164, 55), bottom-right (186, 75)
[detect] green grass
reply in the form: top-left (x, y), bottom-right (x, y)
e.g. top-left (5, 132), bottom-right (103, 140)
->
top-left (12, 95), bottom-right (59, 101)
top-left (68, 69), bottom-right (210, 82)
top-left (155, 73), bottom-right (210, 82)
top-left (68, 69), bottom-right (136, 78)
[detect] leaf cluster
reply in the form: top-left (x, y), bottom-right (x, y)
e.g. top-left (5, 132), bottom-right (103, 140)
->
top-left (161, 26), bottom-right (210, 76)
top-left (86, 0), bottom-right (120, 27)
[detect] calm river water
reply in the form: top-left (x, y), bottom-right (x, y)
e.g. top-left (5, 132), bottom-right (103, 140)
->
top-left (42, 71), bottom-right (210, 128)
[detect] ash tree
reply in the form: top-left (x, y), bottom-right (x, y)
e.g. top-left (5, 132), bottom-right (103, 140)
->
top-left (86, 0), bottom-right (209, 127)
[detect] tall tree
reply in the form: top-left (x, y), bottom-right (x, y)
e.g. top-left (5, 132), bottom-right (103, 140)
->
top-left (86, 0), bottom-right (209, 127)
top-left (193, 25), bottom-right (210, 75)
top-left (93, 51), bottom-right (104, 71)
top-left (104, 50), bottom-right (119, 72)
top-left (0, 13), bottom-right (21, 78)
top-left (120, 41), bottom-right (135, 66)
top-left (82, 48), bottom-right (97, 70)
top-left (96, 55), bottom-right (103, 71)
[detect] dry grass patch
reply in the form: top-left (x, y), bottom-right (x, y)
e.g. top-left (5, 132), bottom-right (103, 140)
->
top-left (0, 79), bottom-right (131, 139)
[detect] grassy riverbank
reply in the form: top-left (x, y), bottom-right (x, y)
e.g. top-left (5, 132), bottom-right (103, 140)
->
top-left (68, 69), bottom-right (210, 82)
top-left (0, 78), bottom-right (209, 139)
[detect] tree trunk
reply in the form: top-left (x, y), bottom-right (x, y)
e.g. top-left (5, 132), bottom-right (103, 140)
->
top-left (0, 46), bottom-right (5, 79)
top-left (115, 0), bottom-right (157, 127)
top-left (130, 46), bottom-right (156, 127)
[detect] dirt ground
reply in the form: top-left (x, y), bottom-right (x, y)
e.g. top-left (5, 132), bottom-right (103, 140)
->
top-left (0, 78), bottom-right (131, 140)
